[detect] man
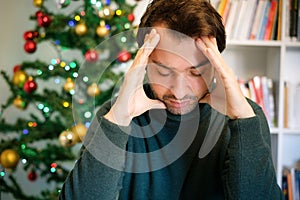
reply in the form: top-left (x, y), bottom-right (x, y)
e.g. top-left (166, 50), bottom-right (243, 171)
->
top-left (60, 0), bottom-right (284, 199)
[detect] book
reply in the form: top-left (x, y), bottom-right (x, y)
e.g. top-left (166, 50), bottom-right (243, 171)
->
top-left (288, 171), bottom-right (294, 200)
top-left (284, 0), bottom-right (291, 41)
top-left (222, 0), bottom-right (232, 25)
top-left (282, 167), bottom-right (300, 200)
top-left (296, 170), bottom-right (300, 200)
top-left (298, 0), bottom-right (300, 40)
top-left (252, 76), bottom-right (266, 113)
top-left (282, 175), bottom-right (289, 199)
top-left (257, 0), bottom-right (271, 40)
top-left (276, 0), bottom-right (283, 40)
top-left (261, 76), bottom-right (275, 127)
top-left (250, 0), bottom-right (268, 40)
top-left (264, 0), bottom-right (279, 40)
top-left (291, 168), bottom-right (300, 200)
top-left (225, 0), bottom-right (240, 39)
top-left (210, 0), bottom-right (221, 8)
top-left (217, 0), bottom-right (229, 16)
top-left (284, 81), bottom-right (289, 128)
top-left (289, 0), bottom-right (299, 40)
top-left (232, 0), bottom-right (248, 39)
top-left (239, 0), bottom-right (259, 40)
top-left (285, 82), bottom-right (300, 129)
top-left (271, 0), bottom-right (280, 40)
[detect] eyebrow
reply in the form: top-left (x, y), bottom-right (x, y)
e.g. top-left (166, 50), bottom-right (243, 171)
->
top-left (151, 59), bottom-right (210, 69)
top-left (194, 59), bottom-right (210, 68)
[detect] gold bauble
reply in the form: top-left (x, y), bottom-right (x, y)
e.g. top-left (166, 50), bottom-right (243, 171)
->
top-left (13, 96), bottom-right (27, 109)
top-left (63, 78), bottom-right (75, 92)
top-left (87, 83), bottom-right (101, 97)
top-left (13, 70), bottom-right (28, 88)
top-left (0, 149), bottom-right (20, 169)
top-left (59, 130), bottom-right (78, 147)
top-left (71, 123), bottom-right (87, 142)
top-left (75, 23), bottom-right (87, 36)
top-left (33, 0), bottom-right (43, 7)
top-left (96, 25), bottom-right (109, 37)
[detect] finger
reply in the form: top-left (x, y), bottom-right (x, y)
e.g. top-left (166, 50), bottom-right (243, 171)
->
top-left (127, 29), bottom-right (160, 82)
top-left (134, 29), bottom-right (160, 64)
top-left (200, 36), bottom-right (218, 52)
top-left (195, 38), bottom-right (228, 78)
top-left (144, 33), bottom-right (149, 42)
top-left (196, 37), bottom-right (222, 62)
top-left (147, 99), bottom-right (166, 110)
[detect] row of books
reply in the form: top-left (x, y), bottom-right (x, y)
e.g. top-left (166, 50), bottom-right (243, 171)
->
top-left (238, 76), bottom-right (277, 127)
top-left (212, 0), bottom-right (300, 41)
top-left (212, 0), bottom-right (281, 40)
top-left (282, 167), bottom-right (300, 200)
top-left (283, 81), bottom-right (300, 129)
top-left (286, 0), bottom-right (300, 41)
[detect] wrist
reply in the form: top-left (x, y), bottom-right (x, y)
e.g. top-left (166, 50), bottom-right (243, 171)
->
top-left (104, 107), bottom-right (132, 126)
top-left (230, 104), bottom-right (256, 119)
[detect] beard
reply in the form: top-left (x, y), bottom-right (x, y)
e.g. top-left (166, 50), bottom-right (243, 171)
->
top-left (152, 91), bottom-right (199, 115)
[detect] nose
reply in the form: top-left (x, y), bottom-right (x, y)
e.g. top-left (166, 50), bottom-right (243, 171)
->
top-left (170, 74), bottom-right (189, 99)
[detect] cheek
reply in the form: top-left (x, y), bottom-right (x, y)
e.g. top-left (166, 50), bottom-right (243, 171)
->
top-left (188, 77), bottom-right (208, 97)
top-left (149, 84), bottom-right (168, 99)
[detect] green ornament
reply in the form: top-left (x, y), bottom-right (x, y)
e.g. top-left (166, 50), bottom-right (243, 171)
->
top-left (57, 0), bottom-right (71, 8)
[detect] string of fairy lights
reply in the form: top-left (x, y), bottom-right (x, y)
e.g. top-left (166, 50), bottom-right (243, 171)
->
top-left (0, 0), bottom-right (139, 198)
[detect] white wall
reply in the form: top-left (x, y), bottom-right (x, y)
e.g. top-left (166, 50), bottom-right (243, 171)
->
top-left (0, 1), bottom-right (36, 117)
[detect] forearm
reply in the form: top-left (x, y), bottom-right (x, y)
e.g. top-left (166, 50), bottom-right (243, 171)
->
top-left (223, 106), bottom-right (283, 200)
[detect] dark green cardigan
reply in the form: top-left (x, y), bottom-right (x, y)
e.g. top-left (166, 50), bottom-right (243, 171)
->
top-left (60, 87), bottom-right (284, 200)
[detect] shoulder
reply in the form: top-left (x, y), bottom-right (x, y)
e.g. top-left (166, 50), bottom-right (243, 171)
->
top-left (95, 98), bottom-right (116, 119)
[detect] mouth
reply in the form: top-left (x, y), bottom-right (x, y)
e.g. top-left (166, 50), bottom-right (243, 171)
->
top-left (167, 99), bottom-right (191, 109)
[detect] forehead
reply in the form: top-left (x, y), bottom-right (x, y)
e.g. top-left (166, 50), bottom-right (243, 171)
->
top-left (150, 27), bottom-right (207, 68)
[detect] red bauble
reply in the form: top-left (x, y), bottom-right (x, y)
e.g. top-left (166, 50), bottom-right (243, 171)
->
top-left (23, 79), bottom-right (38, 93)
top-left (37, 14), bottom-right (52, 27)
top-left (23, 31), bottom-right (39, 40)
top-left (32, 31), bottom-right (39, 38)
top-left (35, 10), bottom-right (43, 18)
top-left (23, 31), bottom-right (34, 40)
top-left (117, 50), bottom-right (131, 62)
top-left (28, 171), bottom-right (38, 181)
top-left (13, 65), bottom-right (21, 73)
top-left (85, 50), bottom-right (99, 63)
top-left (24, 40), bottom-right (37, 53)
top-left (127, 13), bottom-right (135, 22)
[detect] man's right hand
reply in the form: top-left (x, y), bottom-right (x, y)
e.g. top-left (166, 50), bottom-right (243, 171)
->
top-left (104, 29), bottom-right (166, 126)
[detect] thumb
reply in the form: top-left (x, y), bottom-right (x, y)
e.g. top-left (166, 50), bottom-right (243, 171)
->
top-left (147, 99), bottom-right (166, 110)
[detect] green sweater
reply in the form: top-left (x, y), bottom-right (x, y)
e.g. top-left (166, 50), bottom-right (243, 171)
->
top-left (60, 88), bottom-right (284, 200)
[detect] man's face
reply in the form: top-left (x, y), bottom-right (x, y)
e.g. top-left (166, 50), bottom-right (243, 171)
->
top-left (147, 28), bottom-right (214, 115)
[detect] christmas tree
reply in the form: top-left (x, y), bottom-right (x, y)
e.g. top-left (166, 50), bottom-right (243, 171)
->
top-left (0, 0), bottom-right (141, 199)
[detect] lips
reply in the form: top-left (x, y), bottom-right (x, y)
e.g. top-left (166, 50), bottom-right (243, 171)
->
top-left (168, 99), bottom-right (190, 109)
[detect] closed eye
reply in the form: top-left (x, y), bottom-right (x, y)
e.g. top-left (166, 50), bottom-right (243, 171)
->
top-left (151, 61), bottom-right (173, 76)
top-left (189, 67), bottom-right (202, 76)
top-left (157, 69), bottom-right (172, 76)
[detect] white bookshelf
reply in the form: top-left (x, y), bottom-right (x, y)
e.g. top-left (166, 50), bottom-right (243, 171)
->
top-left (221, 0), bottom-right (300, 187)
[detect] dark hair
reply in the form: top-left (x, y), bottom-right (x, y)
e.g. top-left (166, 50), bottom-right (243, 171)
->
top-left (136, 0), bottom-right (226, 52)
